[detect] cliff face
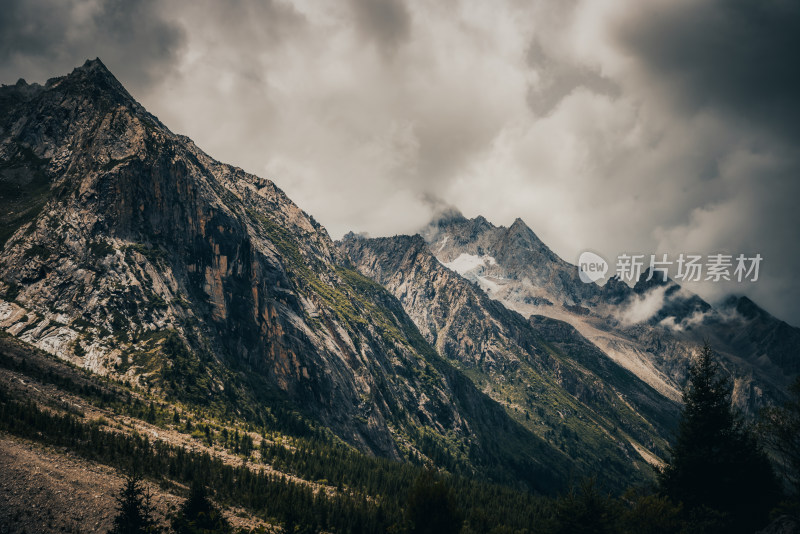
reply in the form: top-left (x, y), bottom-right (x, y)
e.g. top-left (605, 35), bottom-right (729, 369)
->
top-left (0, 61), bottom-right (568, 488)
top-left (422, 213), bottom-right (603, 308)
top-left (422, 212), bottom-right (797, 415)
top-left (341, 233), bottom-right (679, 487)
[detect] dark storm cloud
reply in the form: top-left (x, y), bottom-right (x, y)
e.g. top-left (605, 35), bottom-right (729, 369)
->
top-left (0, 0), bottom-right (184, 92)
top-left (1, 0), bottom-right (798, 325)
top-left (609, 0), bottom-right (800, 325)
top-left (616, 0), bottom-right (800, 143)
top-left (350, 0), bottom-right (412, 57)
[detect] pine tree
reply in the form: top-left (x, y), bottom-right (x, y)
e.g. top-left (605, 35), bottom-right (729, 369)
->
top-left (146, 402), bottom-right (156, 423)
top-left (550, 479), bottom-right (618, 534)
top-left (109, 472), bottom-right (159, 534)
top-left (658, 344), bottom-right (780, 533)
top-left (760, 376), bottom-right (800, 504)
top-left (404, 470), bottom-right (463, 534)
top-left (242, 434), bottom-right (250, 457)
top-left (171, 480), bottom-right (231, 534)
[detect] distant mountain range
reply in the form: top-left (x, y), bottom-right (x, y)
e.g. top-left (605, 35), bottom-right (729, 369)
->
top-left (1, 60), bottom-right (797, 498)
top-left (414, 210), bottom-right (798, 413)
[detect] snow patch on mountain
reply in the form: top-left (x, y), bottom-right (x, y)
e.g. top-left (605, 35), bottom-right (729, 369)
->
top-left (443, 253), bottom-right (497, 275)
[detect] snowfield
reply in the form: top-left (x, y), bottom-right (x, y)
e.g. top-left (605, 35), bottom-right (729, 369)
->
top-left (443, 253), bottom-right (497, 275)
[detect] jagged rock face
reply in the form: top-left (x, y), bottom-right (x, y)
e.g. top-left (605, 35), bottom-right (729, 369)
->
top-left (711, 296), bottom-right (800, 376)
top-left (1, 61), bottom-right (561, 476)
top-left (421, 213), bottom-right (687, 400)
top-left (343, 233), bottom-right (527, 371)
top-left (422, 212), bottom-right (798, 415)
top-left (341, 233), bottom-right (681, 488)
top-left (424, 213), bottom-right (602, 308)
top-left (3, 60), bottom-right (795, 491)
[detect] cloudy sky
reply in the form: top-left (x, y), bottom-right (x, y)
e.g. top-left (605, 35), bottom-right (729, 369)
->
top-left (2, 0), bottom-right (799, 325)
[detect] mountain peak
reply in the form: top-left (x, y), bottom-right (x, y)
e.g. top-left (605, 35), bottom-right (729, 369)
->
top-left (49, 58), bottom-right (105, 83)
top-left (722, 294), bottom-right (771, 321)
top-left (45, 57), bottom-right (135, 107)
top-left (508, 216), bottom-right (533, 236)
top-left (430, 207), bottom-right (467, 227)
top-left (505, 216), bottom-right (552, 255)
top-left (470, 214), bottom-right (496, 231)
top-left (633, 267), bottom-right (673, 294)
top-left (79, 57), bottom-right (110, 72)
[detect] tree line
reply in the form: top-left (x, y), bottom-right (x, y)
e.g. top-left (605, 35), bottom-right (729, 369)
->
top-left (1, 342), bottom-right (799, 532)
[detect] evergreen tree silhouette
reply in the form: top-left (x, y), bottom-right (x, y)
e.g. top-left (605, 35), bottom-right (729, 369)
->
top-left (762, 377), bottom-right (800, 492)
top-left (658, 343), bottom-right (780, 533)
top-left (109, 472), bottom-right (159, 534)
top-left (404, 469), bottom-right (463, 534)
top-left (550, 478), bottom-right (618, 534)
top-left (171, 480), bottom-right (231, 534)
top-left (760, 376), bottom-right (800, 514)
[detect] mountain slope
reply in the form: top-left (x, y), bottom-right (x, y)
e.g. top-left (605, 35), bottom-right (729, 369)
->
top-left (0, 59), bottom-right (569, 490)
top-left (424, 211), bottom-right (798, 414)
top-left (341, 233), bottom-right (680, 488)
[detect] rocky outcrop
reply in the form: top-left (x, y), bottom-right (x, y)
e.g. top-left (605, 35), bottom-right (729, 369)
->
top-left (0, 60), bottom-right (568, 490)
top-left (422, 211), bottom-right (798, 415)
top-left (341, 233), bottom-right (680, 489)
top-left (423, 213), bottom-right (603, 308)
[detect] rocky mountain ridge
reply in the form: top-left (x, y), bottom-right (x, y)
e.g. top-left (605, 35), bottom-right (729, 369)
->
top-left (421, 211), bottom-right (799, 414)
top-left (0, 60), bottom-right (568, 489)
top-left (341, 232), bottom-right (680, 484)
top-left (1, 59), bottom-right (796, 499)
